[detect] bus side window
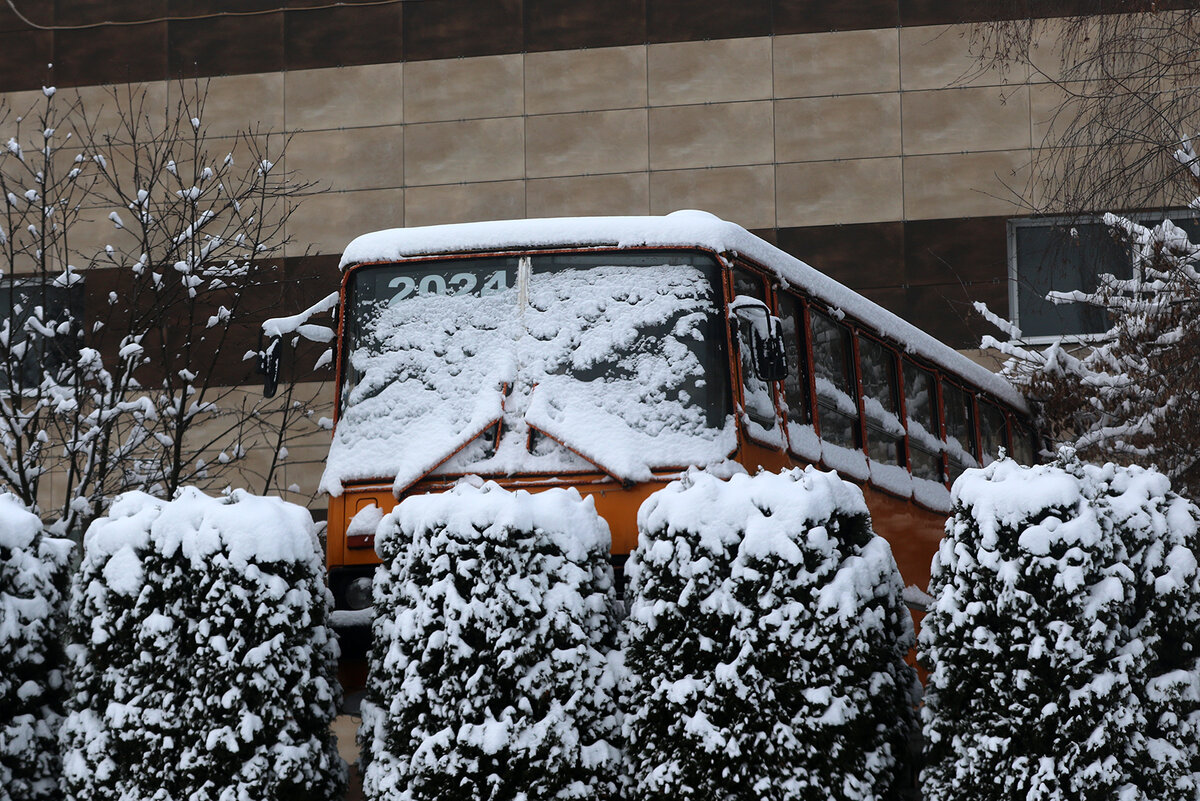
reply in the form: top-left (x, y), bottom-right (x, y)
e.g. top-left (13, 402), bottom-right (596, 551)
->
top-left (731, 267), bottom-right (777, 432)
top-left (810, 309), bottom-right (859, 450)
top-left (859, 336), bottom-right (903, 465)
top-left (942, 380), bottom-right (979, 482)
top-left (903, 361), bottom-right (943, 482)
top-left (1011, 421), bottom-right (1037, 465)
top-left (777, 293), bottom-right (810, 427)
top-left (978, 399), bottom-right (1008, 466)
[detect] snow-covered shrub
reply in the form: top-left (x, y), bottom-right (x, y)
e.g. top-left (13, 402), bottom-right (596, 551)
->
top-left (0, 495), bottom-right (72, 801)
top-left (920, 455), bottom-right (1200, 801)
top-left (360, 481), bottom-right (620, 801)
top-left (59, 488), bottom-right (345, 801)
top-left (622, 467), bottom-right (919, 801)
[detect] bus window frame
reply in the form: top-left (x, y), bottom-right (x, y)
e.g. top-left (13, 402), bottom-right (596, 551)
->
top-left (855, 330), bottom-right (907, 471)
top-left (728, 259), bottom-right (787, 452)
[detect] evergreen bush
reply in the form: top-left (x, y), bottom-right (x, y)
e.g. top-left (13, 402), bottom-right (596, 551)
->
top-left (360, 480), bottom-right (620, 801)
top-left (621, 467), bottom-right (918, 801)
top-left (0, 495), bottom-right (71, 801)
top-left (920, 455), bottom-right (1200, 801)
top-left (59, 488), bottom-right (345, 801)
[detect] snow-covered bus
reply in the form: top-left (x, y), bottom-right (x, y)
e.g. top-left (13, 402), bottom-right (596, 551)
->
top-left (323, 211), bottom-right (1035, 675)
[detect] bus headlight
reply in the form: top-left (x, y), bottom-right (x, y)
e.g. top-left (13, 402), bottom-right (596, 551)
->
top-left (344, 576), bottom-right (374, 610)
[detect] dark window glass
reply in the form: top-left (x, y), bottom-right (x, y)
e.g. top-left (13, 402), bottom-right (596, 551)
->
top-left (943, 380), bottom-right (978, 482)
top-left (903, 361), bottom-right (942, 482)
top-left (978, 400), bottom-right (1008, 465)
top-left (1012, 423), bottom-right (1037, 466)
top-left (859, 337), bottom-right (902, 465)
top-left (731, 268), bottom-right (776, 432)
top-left (777, 293), bottom-right (809, 428)
top-left (0, 281), bottom-right (83, 390)
top-left (1013, 220), bottom-right (1129, 338)
top-left (810, 310), bottom-right (858, 450)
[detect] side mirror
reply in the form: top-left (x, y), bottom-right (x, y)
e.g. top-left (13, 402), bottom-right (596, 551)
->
top-left (730, 298), bottom-right (788, 382)
top-left (258, 336), bottom-right (283, 398)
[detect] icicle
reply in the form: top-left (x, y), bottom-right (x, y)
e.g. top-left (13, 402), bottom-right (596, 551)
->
top-left (517, 255), bottom-right (532, 321)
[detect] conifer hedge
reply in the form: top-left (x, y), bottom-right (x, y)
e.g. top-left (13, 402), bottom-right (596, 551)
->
top-left (59, 489), bottom-right (345, 801)
top-left (360, 481), bottom-right (621, 801)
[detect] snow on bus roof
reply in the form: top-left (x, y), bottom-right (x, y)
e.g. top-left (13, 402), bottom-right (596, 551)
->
top-left (340, 210), bottom-right (1028, 413)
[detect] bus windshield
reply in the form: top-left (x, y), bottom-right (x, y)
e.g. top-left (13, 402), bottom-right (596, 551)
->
top-left (325, 250), bottom-right (732, 494)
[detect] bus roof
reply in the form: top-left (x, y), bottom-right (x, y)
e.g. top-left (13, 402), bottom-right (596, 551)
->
top-left (341, 210), bottom-right (1028, 413)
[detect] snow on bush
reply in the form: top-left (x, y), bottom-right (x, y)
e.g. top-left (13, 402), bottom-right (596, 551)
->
top-left (621, 467), bottom-right (919, 801)
top-left (0, 495), bottom-right (72, 801)
top-left (59, 488), bottom-right (345, 801)
top-left (360, 480), bottom-right (621, 801)
top-left (920, 455), bottom-right (1200, 801)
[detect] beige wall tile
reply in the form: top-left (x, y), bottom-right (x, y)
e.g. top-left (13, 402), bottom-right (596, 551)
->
top-left (404, 54), bottom-right (523, 123)
top-left (899, 24), bottom-right (1027, 91)
top-left (648, 37), bottom-right (772, 106)
top-left (903, 150), bottom-right (1031, 219)
top-left (404, 117), bottom-right (524, 185)
top-left (776, 158), bottom-right (903, 227)
top-left (69, 82), bottom-right (171, 144)
top-left (285, 187), bottom-right (405, 256)
top-left (650, 165), bottom-right (775, 229)
top-left (288, 126), bottom-right (403, 192)
top-left (285, 63), bottom-right (403, 132)
top-left (774, 30), bottom-right (900, 98)
top-left (526, 173), bottom-right (650, 217)
top-left (776, 93), bottom-right (901, 162)
top-left (526, 109), bottom-right (648, 178)
top-left (902, 85), bottom-right (1031, 155)
top-left (404, 180), bottom-right (525, 227)
top-left (525, 46), bottom-right (646, 115)
top-left (649, 101), bottom-right (773, 171)
top-left (195, 73), bottom-right (285, 137)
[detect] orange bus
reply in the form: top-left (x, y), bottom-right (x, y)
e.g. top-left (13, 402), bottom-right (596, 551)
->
top-left (321, 211), bottom-right (1035, 683)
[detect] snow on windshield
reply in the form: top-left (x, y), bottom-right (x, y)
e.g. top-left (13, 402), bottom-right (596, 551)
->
top-left (321, 254), bottom-right (733, 495)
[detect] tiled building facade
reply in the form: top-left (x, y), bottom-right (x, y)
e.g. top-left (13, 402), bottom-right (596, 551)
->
top-left (0, 0), bottom-right (1135, 502)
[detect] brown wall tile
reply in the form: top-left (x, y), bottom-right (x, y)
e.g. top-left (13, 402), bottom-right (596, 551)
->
top-left (773, 29), bottom-right (900, 98)
top-left (526, 172), bottom-right (651, 217)
top-left (902, 86), bottom-right (1032, 155)
top-left (404, 181), bottom-right (525, 227)
top-left (899, 0), bottom-right (1028, 26)
top-left (0, 1), bottom-right (51, 32)
top-left (284, 4), bottom-right (403, 71)
top-left (525, 46), bottom-right (647, 115)
top-left (904, 216), bottom-right (1007, 286)
top-left (775, 93), bottom-right (902, 162)
top-left (775, 221), bottom-right (906, 290)
top-left (647, 0), bottom-right (771, 43)
top-left (404, 117), bottom-right (525, 186)
top-left (0, 30), bottom-right (53, 91)
top-left (54, 23), bottom-right (168, 87)
top-left (288, 126), bottom-right (403, 192)
top-left (285, 63), bottom-right (403, 132)
top-left (773, 0), bottom-right (899, 34)
top-left (649, 101), bottom-right (773, 171)
top-left (526, 109), bottom-right (648, 178)
top-left (404, 54), bottom-right (523, 123)
top-left (525, 0), bottom-right (646, 52)
top-left (903, 150), bottom-right (1031, 220)
top-left (169, 12), bottom-right (285, 78)
top-left (650, 165), bottom-right (775, 229)
top-left (403, 0), bottom-right (523, 62)
top-left (285, 187), bottom-right (405, 257)
top-left (777, 158), bottom-right (904, 227)
top-left (648, 37), bottom-right (773, 106)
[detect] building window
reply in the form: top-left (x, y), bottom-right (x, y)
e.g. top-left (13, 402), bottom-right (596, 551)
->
top-left (1008, 211), bottom-right (1200, 341)
top-left (0, 279), bottom-right (83, 390)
